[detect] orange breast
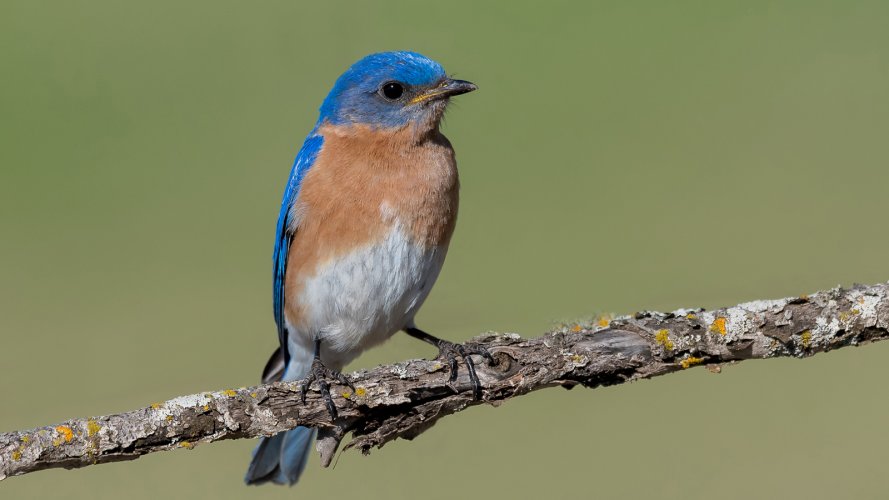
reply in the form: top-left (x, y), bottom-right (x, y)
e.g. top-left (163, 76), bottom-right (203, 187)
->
top-left (283, 123), bottom-right (459, 328)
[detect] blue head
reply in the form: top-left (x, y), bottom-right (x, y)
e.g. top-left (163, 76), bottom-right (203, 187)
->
top-left (317, 51), bottom-right (476, 130)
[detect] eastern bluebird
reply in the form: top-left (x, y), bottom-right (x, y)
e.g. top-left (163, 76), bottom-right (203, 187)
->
top-left (244, 51), bottom-right (482, 486)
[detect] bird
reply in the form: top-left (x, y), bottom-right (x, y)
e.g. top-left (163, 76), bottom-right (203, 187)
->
top-left (244, 51), bottom-right (485, 486)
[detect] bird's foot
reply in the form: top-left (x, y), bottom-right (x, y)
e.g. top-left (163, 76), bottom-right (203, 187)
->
top-left (434, 340), bottom-right (495, 400)
top-left (299, 358), bottom-right (354, 420)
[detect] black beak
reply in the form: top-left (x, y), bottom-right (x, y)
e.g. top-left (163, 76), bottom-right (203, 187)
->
top-left (439, 79), bottom-right (478, 97)
top-left (412, 79), bottom-right (478, 104)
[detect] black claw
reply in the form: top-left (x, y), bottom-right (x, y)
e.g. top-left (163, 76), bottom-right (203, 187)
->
top-left (435, 340), bottom-right (493, 400)
top-left (334, 371), bottom-right (355, 392)
top-left (318, 381), bottom-right (337, 420)
top-left (404, 328), bottom-right (494, 400)
top-left (480, 349), bottom-right (495, 366)
top-left (448, 356), bottom-right (459, 383)
top-left (298, 355), bottom-right (351, 421)
top-left (463, 353), bottom-right (481, 399)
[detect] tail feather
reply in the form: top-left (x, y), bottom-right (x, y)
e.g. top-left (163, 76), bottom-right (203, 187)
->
top-left (261, 347), bottom-right (286, 384)
top-left (245, 347), bottom-right (315, 486)
top-left (245, 433), bottom-right (284, 483)
top-left (245, 427), bottom-right (315, 486)
top-left (279, 426), bottom-right (315, 483)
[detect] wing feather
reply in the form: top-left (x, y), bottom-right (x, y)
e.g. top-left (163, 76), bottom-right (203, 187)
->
top-left (272, 133), bottom-right (324, 364)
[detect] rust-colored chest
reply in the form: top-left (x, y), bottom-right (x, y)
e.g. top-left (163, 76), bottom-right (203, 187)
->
top-left (295, 124), bottom-right (458, 251)
top-left (283, 124), bottom-right (459, 314)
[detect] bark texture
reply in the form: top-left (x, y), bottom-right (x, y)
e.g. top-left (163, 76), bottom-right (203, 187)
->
top-left (2, 282), bottom-right (888, 481)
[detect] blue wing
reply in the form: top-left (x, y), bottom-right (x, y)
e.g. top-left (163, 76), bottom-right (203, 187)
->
top-left (273, 132), bottom-right (323, 365)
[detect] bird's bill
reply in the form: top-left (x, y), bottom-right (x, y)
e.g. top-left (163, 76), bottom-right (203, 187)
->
top-left (410, 79), bottom-right (477, 104)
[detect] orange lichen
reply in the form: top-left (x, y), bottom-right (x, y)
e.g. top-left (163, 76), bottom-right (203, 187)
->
top-left (222, 389), bottom-right (238, 397)
top-left (709, 317), bottom-right (727, 335)
top-left (686, 313), bottom-right (697, 320)
top-left (11, 448), bottom-right (22, 461)
top-left (150, 403), bottom-right (162, 410)
top-left (179, 441), bottom-right (194, 450)
top-left (597, 315), bottom-right (611, 328)
top-left (55, 426), bottom-right (73, 443)
top-left (571, 324), bottom-right (583, 333)
top-left (201, 404), bottom-right (211, 412)
top-left (355, 387), bottom-right (367, 397)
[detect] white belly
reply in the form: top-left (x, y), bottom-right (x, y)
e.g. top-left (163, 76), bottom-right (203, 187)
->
top-left (287, 223), bottom-right (447, 369)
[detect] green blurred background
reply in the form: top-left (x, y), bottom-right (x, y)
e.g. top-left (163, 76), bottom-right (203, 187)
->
top-left (3, 1), bottom-right (889, 498)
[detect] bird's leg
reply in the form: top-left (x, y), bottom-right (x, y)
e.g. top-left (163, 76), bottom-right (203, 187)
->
top-left (404, 327), bottom-right (494, 399)
top-left (299, 338), bottom-right (354, 420)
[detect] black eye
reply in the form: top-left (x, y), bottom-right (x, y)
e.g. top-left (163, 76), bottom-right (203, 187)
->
top-left (381, 81), bottom-right (404, 100)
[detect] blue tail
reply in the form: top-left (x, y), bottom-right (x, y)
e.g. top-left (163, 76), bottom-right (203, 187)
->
top-left (245, 426), bottom-right (315, 485)
top-left (245, 348), bottom-right (314, 486)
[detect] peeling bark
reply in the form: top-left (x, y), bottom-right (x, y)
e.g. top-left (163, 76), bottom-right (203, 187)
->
top-left (2, 282), bottom-right (888, 481)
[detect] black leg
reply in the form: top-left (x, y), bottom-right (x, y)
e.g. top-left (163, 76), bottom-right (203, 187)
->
top-left (299, 339), bottom-right (354, 420)
top-left (404, 327), bottom-right (494, 399)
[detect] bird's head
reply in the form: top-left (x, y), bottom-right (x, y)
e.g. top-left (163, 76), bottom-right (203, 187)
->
top-left (317, 51), bottom-right (476, 131)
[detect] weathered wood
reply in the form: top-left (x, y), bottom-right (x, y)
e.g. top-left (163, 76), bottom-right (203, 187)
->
top-left (2, 282), bottom-right (887, 481)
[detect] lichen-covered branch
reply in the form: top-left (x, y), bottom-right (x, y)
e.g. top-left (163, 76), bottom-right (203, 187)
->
top-left (3, 282), bottom-right (889, 481)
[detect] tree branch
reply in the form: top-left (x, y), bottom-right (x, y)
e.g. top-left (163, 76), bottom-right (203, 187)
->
top-left (3, 282), bottom-right (888, 480)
